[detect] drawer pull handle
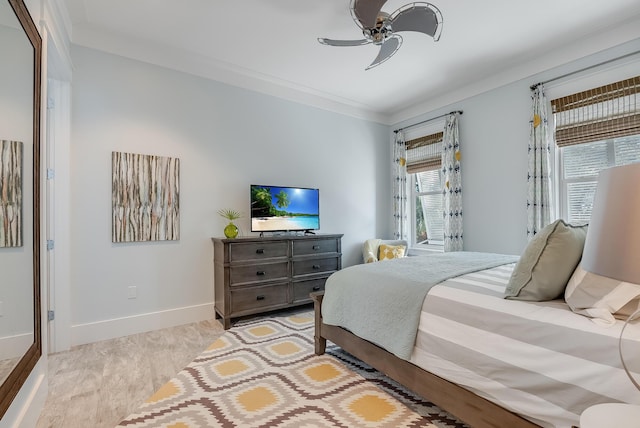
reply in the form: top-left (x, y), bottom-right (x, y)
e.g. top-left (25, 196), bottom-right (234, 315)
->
top-left (312, 286), bottom-right (321, 291)
top-left (256, 295), bottom-right (265, 301)
top-left (256, 249), bottom-right (264, 254)
top-left (312, 245), bottom-right (321, 250)
top-left (312, 264), bottom-right (320, 270)
top-left (257, 271), bottom-right (266, 276)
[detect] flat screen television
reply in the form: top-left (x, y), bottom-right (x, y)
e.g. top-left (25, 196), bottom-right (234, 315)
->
top-left (250, 185), bottom-right (320, 233)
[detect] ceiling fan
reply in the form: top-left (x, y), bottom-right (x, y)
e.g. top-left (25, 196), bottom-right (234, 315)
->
top-left (318, 0), bottom-right (443, 70)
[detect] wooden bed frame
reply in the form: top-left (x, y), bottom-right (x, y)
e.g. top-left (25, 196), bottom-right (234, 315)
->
top-left (311, 292), bottom-right (542, 428)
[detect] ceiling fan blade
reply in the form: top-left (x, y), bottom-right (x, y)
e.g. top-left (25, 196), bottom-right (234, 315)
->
top-left (318, 37), bottom-right (372, 47)
top-left (389, 3), bottom-right (443, 41)
top-left (351, 0), bottom-right (389, 29)
top-left (366, 35), bottom-right (402, 70)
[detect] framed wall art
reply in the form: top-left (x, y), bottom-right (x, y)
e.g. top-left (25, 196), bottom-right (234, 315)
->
top-left (112, 151), bottom-right (180, 243)
top-left (0, 140), bottom-right (23, 248)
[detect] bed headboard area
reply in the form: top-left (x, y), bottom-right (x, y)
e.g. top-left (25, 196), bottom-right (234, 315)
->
top-left (505, 162), bottom-right (640, 326)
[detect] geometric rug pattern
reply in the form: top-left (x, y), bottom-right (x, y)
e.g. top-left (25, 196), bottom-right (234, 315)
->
top-left (117, 310), bottom-right (467, 427)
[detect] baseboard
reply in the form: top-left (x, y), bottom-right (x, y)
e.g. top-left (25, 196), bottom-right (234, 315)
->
top-left (0, 333), bottom-right (33, 360)
top-left (0, 359), bottom-right (47, 428)
top-left (71, 302), bottom-right (216, 347)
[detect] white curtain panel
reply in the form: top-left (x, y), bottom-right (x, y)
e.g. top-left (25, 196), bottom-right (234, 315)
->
top-left (442, 113), bottom-right (463, 252)
top-left (527, 85), bottom-right (552, 239)
top-left (393, 131), bottom-right (408, 240)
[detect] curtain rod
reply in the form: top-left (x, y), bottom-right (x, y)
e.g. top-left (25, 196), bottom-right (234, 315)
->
top-left (393, 110), bottom-right (463, 134)
top-left (530, 50), bottom-right (640, 90)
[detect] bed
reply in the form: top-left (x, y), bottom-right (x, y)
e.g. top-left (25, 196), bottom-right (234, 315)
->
top-left (312, 252), bottom-right (640, 428)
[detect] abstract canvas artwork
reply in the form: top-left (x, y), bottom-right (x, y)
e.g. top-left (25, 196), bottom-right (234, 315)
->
top-left (112, 152), bottom-right (180, 243)
top-left (0, 140), bottom-right (23, 248)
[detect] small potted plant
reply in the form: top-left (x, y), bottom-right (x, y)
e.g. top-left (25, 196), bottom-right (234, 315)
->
top-left (218, 209), bottom-right (242, 239)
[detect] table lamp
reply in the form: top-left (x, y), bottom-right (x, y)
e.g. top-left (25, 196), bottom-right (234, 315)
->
top-left (581, 162), bottom-right (640, 390)
top-left (578, 162), bottom-right (640, 428)
top-left (581, 161), bottom-right (640, 289)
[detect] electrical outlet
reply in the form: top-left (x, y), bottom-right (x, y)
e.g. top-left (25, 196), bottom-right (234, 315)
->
top-left (127, 286), bottom-right (137, 299)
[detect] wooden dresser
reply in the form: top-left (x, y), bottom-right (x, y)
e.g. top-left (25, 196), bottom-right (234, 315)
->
top-left (212, 234), bottom-right (343, 329)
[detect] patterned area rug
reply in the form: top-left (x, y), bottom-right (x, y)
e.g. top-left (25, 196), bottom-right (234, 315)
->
top-left (118, 310), bottom-right (467, 427)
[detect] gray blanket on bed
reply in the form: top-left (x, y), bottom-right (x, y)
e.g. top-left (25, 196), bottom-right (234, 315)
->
top-left (321, 251), bottom-right (519, 360)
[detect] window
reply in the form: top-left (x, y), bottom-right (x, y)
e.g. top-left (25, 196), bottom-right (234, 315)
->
top-left (552, 76), bottom-right (640, 224)
top-left (413, 169), bottom-right (444, 246)
top-left (559, 136), bottom-right (640, 224)
top-left (405, 131), bottom-right (444, 248)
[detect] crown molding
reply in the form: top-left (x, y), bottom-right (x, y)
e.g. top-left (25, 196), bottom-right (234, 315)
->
top-left (65, 10), bottom-right (640, 128)
top-left (70, 25), bottom-right (390, 125)
top-left (389, 18), bottom-right (640, 125)
top-left (41, 0), bottom-right (74, 80)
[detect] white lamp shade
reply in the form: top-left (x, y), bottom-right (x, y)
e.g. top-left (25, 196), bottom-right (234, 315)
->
top-left (581, 162), bottom-right (640, 284)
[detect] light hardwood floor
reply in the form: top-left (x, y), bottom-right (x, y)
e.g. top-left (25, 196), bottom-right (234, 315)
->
top-left (36, 319), bottom-right (225, 428)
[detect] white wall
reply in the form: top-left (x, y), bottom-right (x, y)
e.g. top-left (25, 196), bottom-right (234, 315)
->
top-left (69, 46), bottom-right (391, 342)
top-left (458, 81), bottom-right (531, 255)
top-left (392, 81), bottom-right (531, 256)
top-left (392, 39), bottom-right (640, 256)
top-left (69, 38), bottom-right (640, 342)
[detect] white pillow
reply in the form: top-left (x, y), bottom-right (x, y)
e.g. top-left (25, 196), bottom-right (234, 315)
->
top-left (565, 264), bottom-right (640, 326)
top-left (363, 239), bottom-right (382, 263)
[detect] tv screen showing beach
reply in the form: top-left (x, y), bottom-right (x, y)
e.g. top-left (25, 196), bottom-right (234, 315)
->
top-left (250, 185), bottom-right (320, 232)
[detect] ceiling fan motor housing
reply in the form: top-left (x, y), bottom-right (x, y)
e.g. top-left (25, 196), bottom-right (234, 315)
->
top-left (363, 12), bottom-right (392, 44)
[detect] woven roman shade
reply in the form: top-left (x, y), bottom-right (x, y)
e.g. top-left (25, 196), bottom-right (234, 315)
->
top-left (405, 132), bottom-right (443, 173)
top-left (551, 76), bottom-right (640, 147)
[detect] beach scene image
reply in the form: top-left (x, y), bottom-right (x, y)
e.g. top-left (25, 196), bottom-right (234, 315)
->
top-left (251, 185), bottom-right (319, 231)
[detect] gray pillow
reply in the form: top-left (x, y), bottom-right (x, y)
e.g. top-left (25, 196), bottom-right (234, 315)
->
top-left (505, 220), bottom-right (587, 301)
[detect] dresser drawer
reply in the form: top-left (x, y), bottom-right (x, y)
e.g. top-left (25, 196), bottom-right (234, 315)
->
top-left (230, 261), bottom-right (289, 285)
top-left (292, 238), bottom-right (339, 256)
top-left (292, 278), bottom-right (325, 303)
top-left (229, 241), bottom-right (288, 262)
top-left (213, 235), bottom-right (342, 329)
top-left (231, 283), bottom-right (289, 313)
top-left (293, 257), bottom-right (339, 276)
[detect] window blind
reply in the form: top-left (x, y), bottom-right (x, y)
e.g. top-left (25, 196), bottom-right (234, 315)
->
top-left (566, 181), bottom-right (597, 225)
top-left (415, 169), bottom-right (444, 243)
top-left (405, 132), bottom-right (443, 174)
top-left (561, 136), bottom-right (640, 224)
top-left (563, 141), bottom-right (610, 178)
top-left (551, 76), bottom-right (640, 147)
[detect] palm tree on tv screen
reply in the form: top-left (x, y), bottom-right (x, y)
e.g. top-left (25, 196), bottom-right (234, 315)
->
top-left (254, 187), bottom-right (271, 205)
top-left (275, 190), bottom-right (290, 211)
top-left (251, 187), bottom-right (272, 217)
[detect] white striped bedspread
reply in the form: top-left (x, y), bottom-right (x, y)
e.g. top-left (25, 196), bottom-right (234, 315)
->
top-left (409, 263), bottom-right (640, 428)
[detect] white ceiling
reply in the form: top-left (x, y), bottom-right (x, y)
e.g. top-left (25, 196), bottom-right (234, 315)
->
top-left (62, 0), bottom-right (640, 124)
